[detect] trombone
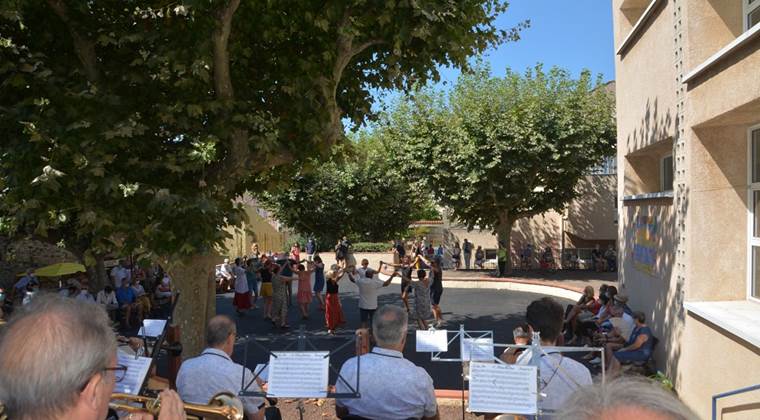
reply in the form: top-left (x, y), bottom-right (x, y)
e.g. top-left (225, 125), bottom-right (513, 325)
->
top-left (110, 392), bottom-right (244, 420)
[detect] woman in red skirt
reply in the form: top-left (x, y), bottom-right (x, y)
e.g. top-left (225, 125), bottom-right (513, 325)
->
top-left (324, 267), bottom-right (347, 334)
top-left (232, 258), bottom-right (252, 316)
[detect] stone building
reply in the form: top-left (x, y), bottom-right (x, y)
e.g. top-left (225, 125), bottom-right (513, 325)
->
top-left (613, 0), bottom-right (760, 417)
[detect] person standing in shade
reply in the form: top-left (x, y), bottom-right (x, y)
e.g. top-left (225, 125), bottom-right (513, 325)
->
top-left (246, 258), bottom-right (260, 308)
top-left (451, 242), bottom-right (462, 270)
top-left (305, 238), bottom-right (316, 261)
top-left (312, 255), bottom-right (326, 311)
top-left (462, 239), bottom-right (473, 270)
top-left (290, 242), bottom-right (301, 262)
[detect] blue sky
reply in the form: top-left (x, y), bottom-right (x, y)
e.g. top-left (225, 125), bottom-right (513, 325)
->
top-left (374, 0), bottom-right (615, 104)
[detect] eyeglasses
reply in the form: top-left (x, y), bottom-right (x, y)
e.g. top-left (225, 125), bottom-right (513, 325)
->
top-left (104, 365), bottom-right (128, 382)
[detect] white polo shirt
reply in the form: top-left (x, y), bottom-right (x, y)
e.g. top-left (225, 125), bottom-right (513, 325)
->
top-left (336, 347), bottom-right (437, 420)
top-left (233, 265), bottom-right (249, 293)
top-left (356, 275), bottom-right (386, 310)
top-left (515, 349), bottom-right (592, 415)
top-left (177, 348), bottom-right (265, 416)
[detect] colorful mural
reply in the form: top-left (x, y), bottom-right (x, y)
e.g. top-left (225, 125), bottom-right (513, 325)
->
top-left (633, 214), bottom-right (657, 275)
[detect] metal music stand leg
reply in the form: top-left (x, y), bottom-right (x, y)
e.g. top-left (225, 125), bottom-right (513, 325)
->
top-left (461, 361), bottom-right (466, 420)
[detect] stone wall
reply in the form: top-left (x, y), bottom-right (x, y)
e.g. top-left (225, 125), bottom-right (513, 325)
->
top-left (0, 237), bottom-right (77, 288)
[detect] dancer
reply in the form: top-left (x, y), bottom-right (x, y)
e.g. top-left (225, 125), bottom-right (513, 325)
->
top-left (452, 242), bottom-right (461, 270)
top-left (384, 255), bottom-right (421, 313)
top-left (349, 262), bottom-right (396, 329)
top-left (324, 266), bottom-right (347, 334)
top-left (258, 259), bottom-right (274, 319)
top-left (270, 263), bottom-right (291, 330)
top-left (312, 255), bottom-right (326, 311)
top-left (232, 257), bottom-right (251, 316)
top-left (429, 258), bottom-right (444, 328)
top-left (411, 269), bottom-right (433, 330)
top-left (296, 262), bottom-right (314, 320)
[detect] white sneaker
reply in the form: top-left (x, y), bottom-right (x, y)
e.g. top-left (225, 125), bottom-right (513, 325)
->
top-left (589, 357), bottom-right (602, 365)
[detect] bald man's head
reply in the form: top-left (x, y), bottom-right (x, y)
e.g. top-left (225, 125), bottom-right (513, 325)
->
top-left (206, 315), bottom-right (236, 349)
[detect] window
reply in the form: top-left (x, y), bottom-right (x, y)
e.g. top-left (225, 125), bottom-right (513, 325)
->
top-left (746, 0), bottom-right (760, 31)
top-left (749, 126), bottom-right (760, 300)
top-left (661, 155), bottom-right (674, 192)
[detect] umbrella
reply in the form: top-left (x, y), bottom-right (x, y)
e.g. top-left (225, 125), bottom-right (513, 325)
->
top-left (34, 262), bottom-right (86, 277)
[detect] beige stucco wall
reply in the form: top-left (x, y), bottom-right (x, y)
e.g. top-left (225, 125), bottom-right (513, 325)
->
top-left (688, 125), bottom-right (749, 301)
top-left (680, 314), bottom-right (760, 419)
top-left (565, 175), bottom-right (617, 241)
top-left (615, 0), bottom-right (760, 417)
top-left (223, 206), bottom-right (288, 258)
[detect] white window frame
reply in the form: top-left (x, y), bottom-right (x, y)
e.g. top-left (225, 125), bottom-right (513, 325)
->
top-left (660, 154), bottom-right (674, 192)
top-left (746, 123), bottom-right (760, 303)
top-left (745, 0), bottom-right (760, 31)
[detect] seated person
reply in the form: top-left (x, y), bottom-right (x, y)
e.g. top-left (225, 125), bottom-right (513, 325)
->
top-left (540, 247), bottom-right (555, 269)
top-left (177, 315), bottom-right (265, 420)
top-left (131, 278), bottom-right (152, 316)
top-left (590, 302), bottom-right (634, 365)
top-left (591, 245), bottom-right (605, 272)
top-left (336, 305), bottom-right (439, 420)
top-left (564, 286), bottom-right (600, 344)
top-left (97, 285), bottom-right (119, 319)
top-left (155, 273), bottom-right (173, 300)
top-left (0, 294), bottom-right (184, 420)
top-left (75, 279), bottom-right (95, 303)
top-left (500, 297), bottom-right (592, 415)
top-left (13, 268), bottom-right (38, 303)
top-left (115, 279), bottom-right (141, 328)
top-left (560, 376), bottom-right (698, 419)
top-left (520, 244), bottom-right (533, 269)
top-left (609, 311), bottom-right (654, 375)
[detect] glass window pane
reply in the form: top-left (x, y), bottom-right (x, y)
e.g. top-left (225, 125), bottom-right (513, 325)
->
top-left (753, 129), bottom-right (760, 183)
top-left (753, 246), bottom-right (760, 299)
top-left (750, 6), bottom-right (760, 29)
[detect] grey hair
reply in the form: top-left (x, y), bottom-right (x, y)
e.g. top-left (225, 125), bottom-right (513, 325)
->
top-left (372, 305), bottom-right (408, 347)
top-left (0, 294), bottom-right (116, 419)
top-left (207, 315), bottom-right (236, 348)
top-left (559, 377), bottom-right (698, 420)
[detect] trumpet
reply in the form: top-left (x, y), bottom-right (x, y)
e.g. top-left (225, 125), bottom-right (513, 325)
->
top-left (110, 392), bottom-right (244, 420)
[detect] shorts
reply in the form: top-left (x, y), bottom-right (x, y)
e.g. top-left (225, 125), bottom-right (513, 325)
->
top-left (260, 282), bottom-right (273, 297)
top-left (614, 349), bottom-right (651, 363)
top-left (359, 308), bottom-right (376, 324)
top-left (430, 288), bottom-right (443, 305)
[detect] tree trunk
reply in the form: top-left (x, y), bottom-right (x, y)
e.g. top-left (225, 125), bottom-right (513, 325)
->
top-left (168, 254), bottom-right (219, 359)
top-left (496, 212), bottom-right (513, 277)
top-left (92, 255), bottom-right (107, 291)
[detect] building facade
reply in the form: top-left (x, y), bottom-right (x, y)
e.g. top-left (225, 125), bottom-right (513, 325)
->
top-left (613, 0), bottom-right (760, 417)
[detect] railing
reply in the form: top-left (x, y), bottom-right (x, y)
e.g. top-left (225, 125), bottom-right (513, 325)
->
top-left (712, 383), bottom-right (760, 420)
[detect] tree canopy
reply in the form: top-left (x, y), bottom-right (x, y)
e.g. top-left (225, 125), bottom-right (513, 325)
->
top-left (258, 137), bottom-right (439, 248)
top-left (377, 64), bottom-right (616, 274)
top-left (0, 1), bottom-right (524, 268)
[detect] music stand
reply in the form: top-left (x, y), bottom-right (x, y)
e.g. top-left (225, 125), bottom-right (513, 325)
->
top-left (420, 327), bottom-right (606, 419)
top-left (237, 325), bottom-right (362, 420)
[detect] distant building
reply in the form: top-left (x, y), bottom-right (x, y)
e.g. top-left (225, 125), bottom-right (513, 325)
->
top-left (614, 0), bottom-right (760, 417)
top-left (222, 195), bottom-right (288, 257)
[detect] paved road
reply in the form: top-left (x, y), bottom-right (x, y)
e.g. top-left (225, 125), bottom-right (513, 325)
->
top-left (219, 279), bottom-right (574, 390)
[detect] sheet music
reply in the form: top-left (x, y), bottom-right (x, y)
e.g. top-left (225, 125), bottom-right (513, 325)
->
top-left (461, 337), bottom-right (494, 361)
top-left (266, 351), bottom-right (329, 398)
top-left (138, 319), bottom-right (167, 337)
top-left (254, 364), bottom-right (269, 382)
top-left (468, 362), bottom-right (538, 415)
top-left (114, 350), bottom-right (152, 395)
top-left (416, 329), bottom-right (448, 352)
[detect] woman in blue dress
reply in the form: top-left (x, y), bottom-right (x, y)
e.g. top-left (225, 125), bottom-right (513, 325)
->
top-left (312, 255), bottom-right (326, 311)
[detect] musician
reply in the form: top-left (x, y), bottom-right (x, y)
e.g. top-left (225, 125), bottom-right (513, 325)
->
top-left (335, 305), bottom-right (440, 420)
top-left (177, 315), bottom-right (266, 420)
top-left (0, 294), bottom-right (184, 420)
